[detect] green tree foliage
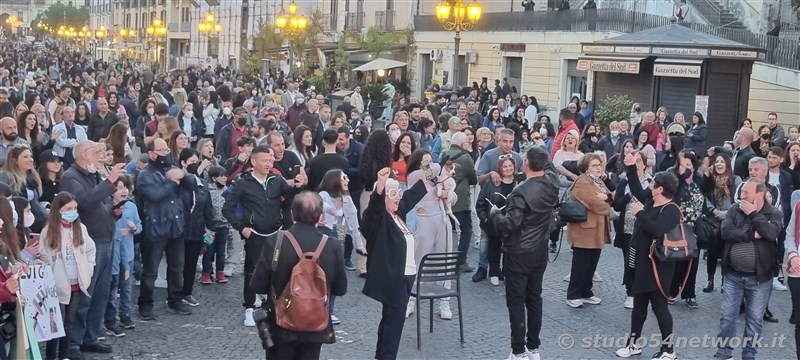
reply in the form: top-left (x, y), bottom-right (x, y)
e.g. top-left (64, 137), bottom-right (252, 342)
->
top-left (239, 53), bottom-right (261, 81)
top-left (594, 94), bottom-right (632, 131)
top-left (252, 23), bottom-right (285, 58)
top-left (32, 1), bottom-right (88, 30)
top-left (791, 0), bottom-right (799, 11)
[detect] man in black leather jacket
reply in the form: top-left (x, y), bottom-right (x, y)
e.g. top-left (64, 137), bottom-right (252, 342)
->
top-left (491, 146), bottom-right (559, 360)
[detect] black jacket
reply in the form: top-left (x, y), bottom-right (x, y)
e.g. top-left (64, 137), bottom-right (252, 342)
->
top-left (715, 146), bottom-right (755, 181)
top-left (476, 176), bottom-right (522, 239)
top-left (87, 111), bottom-right (119, 142)
top-left (597, 134), bottom-right (622, 160)
top-left (178, 177), bottom-right (217, 240)
top-left (492, 162), bottom-right (559, 258)
top-left (61, 164), bottom-right (116, 243)
top-left (222, 171), bottom-right (297, 235)
top-left (721, 202), bottom-right (782, 283)
top-left (361, 180), bottom-right (426, 305)
top-left (136, 162), bottom-right (198, 241)
top-left (250, 224), bottom-right (347, 344)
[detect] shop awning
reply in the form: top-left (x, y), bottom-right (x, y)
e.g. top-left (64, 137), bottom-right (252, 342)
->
top-left (352, 58), bottom-right (407, 72)
top-left (576, 56), bottom-right (647, 74)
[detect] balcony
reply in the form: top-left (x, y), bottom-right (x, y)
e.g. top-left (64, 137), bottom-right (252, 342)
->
top-left (169, 22), bottom-right (191, 32)
top-left (376, 10), bottom-right (394, 31)
top-left (414, 8), bottom-right (800, 70)
top-left (345, 12), bottom-right (364, 31)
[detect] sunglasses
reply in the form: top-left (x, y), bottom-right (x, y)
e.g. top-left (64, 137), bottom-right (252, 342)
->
top-left (340, 174), bottom-right (349, 182)
top-left (386, 188), bottom-right (403, 200)
top-left (498, 154), bottom-right (513, 160)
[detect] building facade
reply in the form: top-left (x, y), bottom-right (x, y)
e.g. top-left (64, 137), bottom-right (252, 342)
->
top-left (0, 0), bottom-right (49, 37)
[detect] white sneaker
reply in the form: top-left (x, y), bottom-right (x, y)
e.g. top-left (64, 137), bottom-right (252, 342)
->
top-left (773, 278), bottom-right (788, 291)
top-left (653, 351), bottom-right (676, 360)
top-left (624, 296), bottom-right (634, 309)
top-left (490, 276), bottom-right (500, 286)
top-left (615, 345), bottom-right (642, 358)
top-left (439, 300), bottom-right (452, 320)
top-left (223, 268), bottom-right (234, 277)
top-left (244, 308), bottom-right (255, 327)
top-left (330, 315), bottom-right (341, 325)
top-left (154, 278), bottom-right (168, 288)
top-left (566, 299), bottom-right (583, 308)
top-left (582, 296), bottom-right (602, 305)
top-left (593, 271), bottom-right (604, 282)
top-left (526, 348), bottom-right (541, 360)
top-left (562, 272), bottom-right (571, 282)
top-left (506, 352), bottom-right (526, 360)
top-left (405, 298), bottom-right (416, 318)
top-left (473, 239), bottom-right (480, 249)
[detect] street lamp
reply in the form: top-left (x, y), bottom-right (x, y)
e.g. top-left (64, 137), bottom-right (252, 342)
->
top-left (198, 12), bottom-right (222, 37)
top-left (275, 0), bottom-right (307, 69)
top-left (435, 0), bottom-right (481, 89)
top-left (118, 28), bottom-right (136, 59)
top-left (146, 19), bottom-right (167, 69)
top-left (94, 26), bottom-right (107, 60)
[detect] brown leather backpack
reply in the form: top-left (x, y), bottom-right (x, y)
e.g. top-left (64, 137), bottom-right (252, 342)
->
top-left (271, 231), bottom-right (330, 332)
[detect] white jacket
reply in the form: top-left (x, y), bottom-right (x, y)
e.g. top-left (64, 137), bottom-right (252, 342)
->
top-left (319, 191), bottom-right (364, 250)
top-left (40, 224), bottom-right (96, 304)
top-left (51, 122), bottom-right (88, 158)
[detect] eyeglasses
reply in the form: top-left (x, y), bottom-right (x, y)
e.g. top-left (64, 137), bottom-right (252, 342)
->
top-left (340, 174), bottom-right (349, 182)
top-left (386, 188), bottom-right (403, 200)
top-left (451, 119), bottom-right (461, 125)
top-left (153, 148), bottom-right (170, 155)
top-left (498, 154), bottom-right (513, 160)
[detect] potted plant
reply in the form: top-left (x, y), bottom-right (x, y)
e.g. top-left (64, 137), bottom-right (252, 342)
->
top-left (363, 83), bottom-right (390, 120)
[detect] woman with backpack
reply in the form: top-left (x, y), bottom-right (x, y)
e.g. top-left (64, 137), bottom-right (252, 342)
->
top-left (615, 153), bottom-right (681, 360)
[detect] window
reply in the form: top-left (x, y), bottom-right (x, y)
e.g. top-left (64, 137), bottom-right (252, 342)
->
top-left (331, 0), bottom-right (338, 29)
top-left (208, 37), bottom-right (219, 58)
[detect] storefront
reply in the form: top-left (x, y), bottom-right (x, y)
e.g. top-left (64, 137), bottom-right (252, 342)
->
top-left (580, 24), bottom-right (765, 146)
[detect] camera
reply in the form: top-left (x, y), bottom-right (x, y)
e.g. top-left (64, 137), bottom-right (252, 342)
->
top-left (252, 308), bottom-right (274, 350)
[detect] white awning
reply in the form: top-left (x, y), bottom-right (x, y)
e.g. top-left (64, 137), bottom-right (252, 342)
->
top-left (352, 58), bottom-right (407, 72)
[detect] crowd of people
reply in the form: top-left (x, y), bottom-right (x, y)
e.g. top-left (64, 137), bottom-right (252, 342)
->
top-left (1, 39), bottom-right (800, 360)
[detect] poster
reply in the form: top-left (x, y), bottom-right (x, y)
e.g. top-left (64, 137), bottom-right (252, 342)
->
top-left (19, 265), bottom-right (65, 342)
top-left (695, 95), bottom-right (709, 123)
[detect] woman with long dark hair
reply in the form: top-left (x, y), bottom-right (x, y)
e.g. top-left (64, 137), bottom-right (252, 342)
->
top-left (17, 110), bottom-right (47, 153)
top-left (684, 112), bottom-right (707, 153)
top-left (357, 129), bottom-right (394, 275)
top-left (391, 132), bottom-right (417, 189)
top-left (634, 129), bottom-right (656, 174)
top-left (106, 122), bottom-right (131, 165)
top-left (700, 153), bottom-right (740, 293)
top-left (289, 125), bottom-right (316, 167)
top-left (752, 124), bottom-right (773, 158)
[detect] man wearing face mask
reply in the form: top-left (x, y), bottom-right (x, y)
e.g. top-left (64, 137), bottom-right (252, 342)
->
top-left (286, 94), bottom-right (308, 131)
top-left (61, 140), bottom-right (125, 355)
top-left (598, 121), bottom-right (622, 160)
top-left (214, 102), bottom-right (234, 135)
top-left (136, 138), bottom-right (199, 319)
top-left (215, 107), bottom-right (252, 163)
top-left (0, 117), bottom-right (29, 168)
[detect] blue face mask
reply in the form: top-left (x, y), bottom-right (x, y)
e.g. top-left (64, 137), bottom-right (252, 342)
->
top-left (61, 210), bottom-right (79, 223)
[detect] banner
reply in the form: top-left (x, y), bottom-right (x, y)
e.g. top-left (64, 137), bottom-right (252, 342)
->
top-left (694, 95), bottom-right (709, 123)
top-left (19, 265), bottom-right (65, 342)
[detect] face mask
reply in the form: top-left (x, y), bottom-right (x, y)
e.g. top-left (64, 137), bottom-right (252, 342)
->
top-left (155, 154), bottom-right (171, 165)
top-left (680, 168), bottom-right (692, 180)
top-left (611, 130), bottom-right (619, 137)
top-left (147, 108), bottom-right (155, 116)
top-left (295, 98), bottom-right (305, 105)
top-left (23, 211), bottom-right (34, 228)
top-left (266, 101), bottom-right (274, 107)
top-left (186, 163), bottom-right (200, 175)
top-left (223, 107), bottom-right (232, 116)
top-left (237, 117), bottom-right (248, 126)
top-left (252, 90), bottom-right (257, 96)
top-left (390, 130), bottom-right (401, 142)
top-left (587, 132), bottom-right (596, 138)
top-left (61, 210), bottom-right (79, 223)
top-left (184, 111), bottom-right (192, 118)
top-left (538, 127), bottom-right (547, 137)
top-left (761, 133), bottom-right (770, 140)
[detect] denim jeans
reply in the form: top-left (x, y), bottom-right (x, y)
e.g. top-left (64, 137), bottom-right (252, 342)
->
top-left (70, 241), bottom-right (113, 349)
top-left (453, 211), bottom-right (473, 266)
top-left (138, 238), bottom-right (185, 310)
top-left (46, 290), bottom-right (81, 359)
top-left (202, 226), bottom-right (228, 273)
top-left (118, 260), bottom-right (134, 318)
top-left (478, 230), bottom-right (489, 269)
top-left (104, 274), bottom-right (120, 329)
top-left (715, 270), bottom-right (773, 359)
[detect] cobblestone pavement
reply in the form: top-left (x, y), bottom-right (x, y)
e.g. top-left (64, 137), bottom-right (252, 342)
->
top-left (82, 239), bottom-right (797, 360)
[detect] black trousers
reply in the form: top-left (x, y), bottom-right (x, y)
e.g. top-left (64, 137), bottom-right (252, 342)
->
top-left (629, 290), bottom-right (674, 353)
top-left (375, 275), bottom-right (414, 360)
top-left (139, 238), bottom-right (185, 309)
top-left (45, 290), bottom-right (81, 360)
top-left (487, 233), bottom-right (503, 277)
top-left (707, 233), bottom-right (726, 277)
top-left (670, 258), bottom-right (698, 299)
top-left (243, 232), bottom-right (272, 309)
top-left (567, 247), bottom-right (601, 300)
top-left (182, 240), bottom-right (204, 296)
top-left (267, 340), bottom-right (323, 360)
top-left (788, 277), bottom-right (800, 360)
top-left (503, 251), bottom-right (546, 354)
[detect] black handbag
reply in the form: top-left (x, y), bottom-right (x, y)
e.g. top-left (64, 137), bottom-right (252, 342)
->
top-left (651, 203), bottom-right (699, 262)
top-left (557, 182), bottom-right (587, 224)
top-left (694, 213), bottom-right (719, 250)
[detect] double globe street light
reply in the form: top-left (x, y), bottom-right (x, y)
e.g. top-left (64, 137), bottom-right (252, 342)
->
top-left (435, 0), bottom-right (482, 89)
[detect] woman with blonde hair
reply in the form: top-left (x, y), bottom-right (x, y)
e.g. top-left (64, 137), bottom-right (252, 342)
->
top-left (14, 103), bottom-right (28, 119)
top-left (0, 146), bottom-right (46, 231)
top-left (158, 116), bottom-right (181, 141)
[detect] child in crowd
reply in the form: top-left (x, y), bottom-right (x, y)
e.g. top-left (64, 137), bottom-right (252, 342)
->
top-left (41, 192), bottom-right (96, 360)
top-left (202, 165), bottom-right (230, 284)
top-left (106, 175), bottom-right (141, 334)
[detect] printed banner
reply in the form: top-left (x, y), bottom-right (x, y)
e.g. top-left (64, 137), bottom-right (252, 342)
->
top-left (19, 265), bottom-right (65, 342)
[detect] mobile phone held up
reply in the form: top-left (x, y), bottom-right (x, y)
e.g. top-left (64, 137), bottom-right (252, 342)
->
top-left (288, 165), bottom-right (301, 179)
top-left (421, 159), bottom-right (435, 181)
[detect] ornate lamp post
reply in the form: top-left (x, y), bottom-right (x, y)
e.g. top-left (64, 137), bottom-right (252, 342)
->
top-left (435, 0), bottom-right (482, 89)
top-left (146, 19), bottom-right (167, 69)
top-left (78, 26), bottom-right (90, 56)
top-left (198, 12), bottom-right (222, 37)
top-left (118, 28), bottom-right (136, 59)
top-left (275, 0), bottom-right (307, 69)
top-left (94, 26), bottom-right (107, 60)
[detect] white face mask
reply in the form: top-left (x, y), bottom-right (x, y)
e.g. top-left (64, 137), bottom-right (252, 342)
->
top-left (538, 127), bottom-right (548, 137)
top-left (184, 111), bottom-right (192, 118)
top-left (23, 211), bottom-right (34, 228)
top-left (611, 130), bottom-right (620, 137)
top-left (252, 90), bottom-right (257, 96)
top-left (147, 108), bottom-right (154, 116)
top-left (390, 130), bottom-right (401, 142)
top-left (223, 107), bottom-right (232, 116)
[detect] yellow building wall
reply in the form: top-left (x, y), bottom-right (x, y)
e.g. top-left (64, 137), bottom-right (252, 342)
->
top-left (747, 80), bottom-right (800, 127)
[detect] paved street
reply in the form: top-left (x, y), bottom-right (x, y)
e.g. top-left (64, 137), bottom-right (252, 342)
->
top-left (82, 239), bottom-right (797, 360)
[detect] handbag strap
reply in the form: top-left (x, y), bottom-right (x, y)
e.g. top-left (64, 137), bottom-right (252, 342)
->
top-left (649, 244), bottom-right (692, 302)
top-left (659, 202), bottom-right (685, 223)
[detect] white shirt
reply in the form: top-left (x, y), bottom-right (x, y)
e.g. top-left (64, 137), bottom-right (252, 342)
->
top-left (182, 116), bottom-right (193, 137)
top-left (63, 228), bottom-right (79, 285)
top-left (769, 171), bottom-right (780, 187)
top-left (393, 214), bottom-right (416, 275)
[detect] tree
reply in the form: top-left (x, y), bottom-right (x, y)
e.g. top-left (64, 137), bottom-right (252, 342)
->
top-left (252, 23), bottom-right (285, 59)
top-left (32, 1), bottom-right (88, 31)
top-left (239, 53), bottom-right (261, 80)
top-left (288, 9), bottom-right (325, 67)
top-left (594, 94), bottom-right (632, 131)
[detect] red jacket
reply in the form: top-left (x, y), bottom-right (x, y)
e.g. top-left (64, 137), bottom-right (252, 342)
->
top-left (0, 269), bottom-right (17, 304)
top-left (551, 120), bottom-right (580, 158)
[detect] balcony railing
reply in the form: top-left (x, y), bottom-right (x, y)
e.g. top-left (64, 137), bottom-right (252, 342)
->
top-left (168, 22), bottom-right (191, 32)
top-left (414, 8), bottom-right (800, 70)
top-left (345, 12), bottom-right (364, 31)
top-left (376, 10), bottom-right (395, 31)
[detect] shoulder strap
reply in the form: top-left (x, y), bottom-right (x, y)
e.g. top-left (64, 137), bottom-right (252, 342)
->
top-left (649, 244), bottom-right (692, 302)
top-left (271, 230), bottom-right (285, 272)
top-left (311, 235), bottom-right (329, 261)
top-left (283, 231), bottom-right (304, 258)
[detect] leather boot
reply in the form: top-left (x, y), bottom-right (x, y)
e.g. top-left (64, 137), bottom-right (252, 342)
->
top-left (702, 278), bottom-right (714, 293)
